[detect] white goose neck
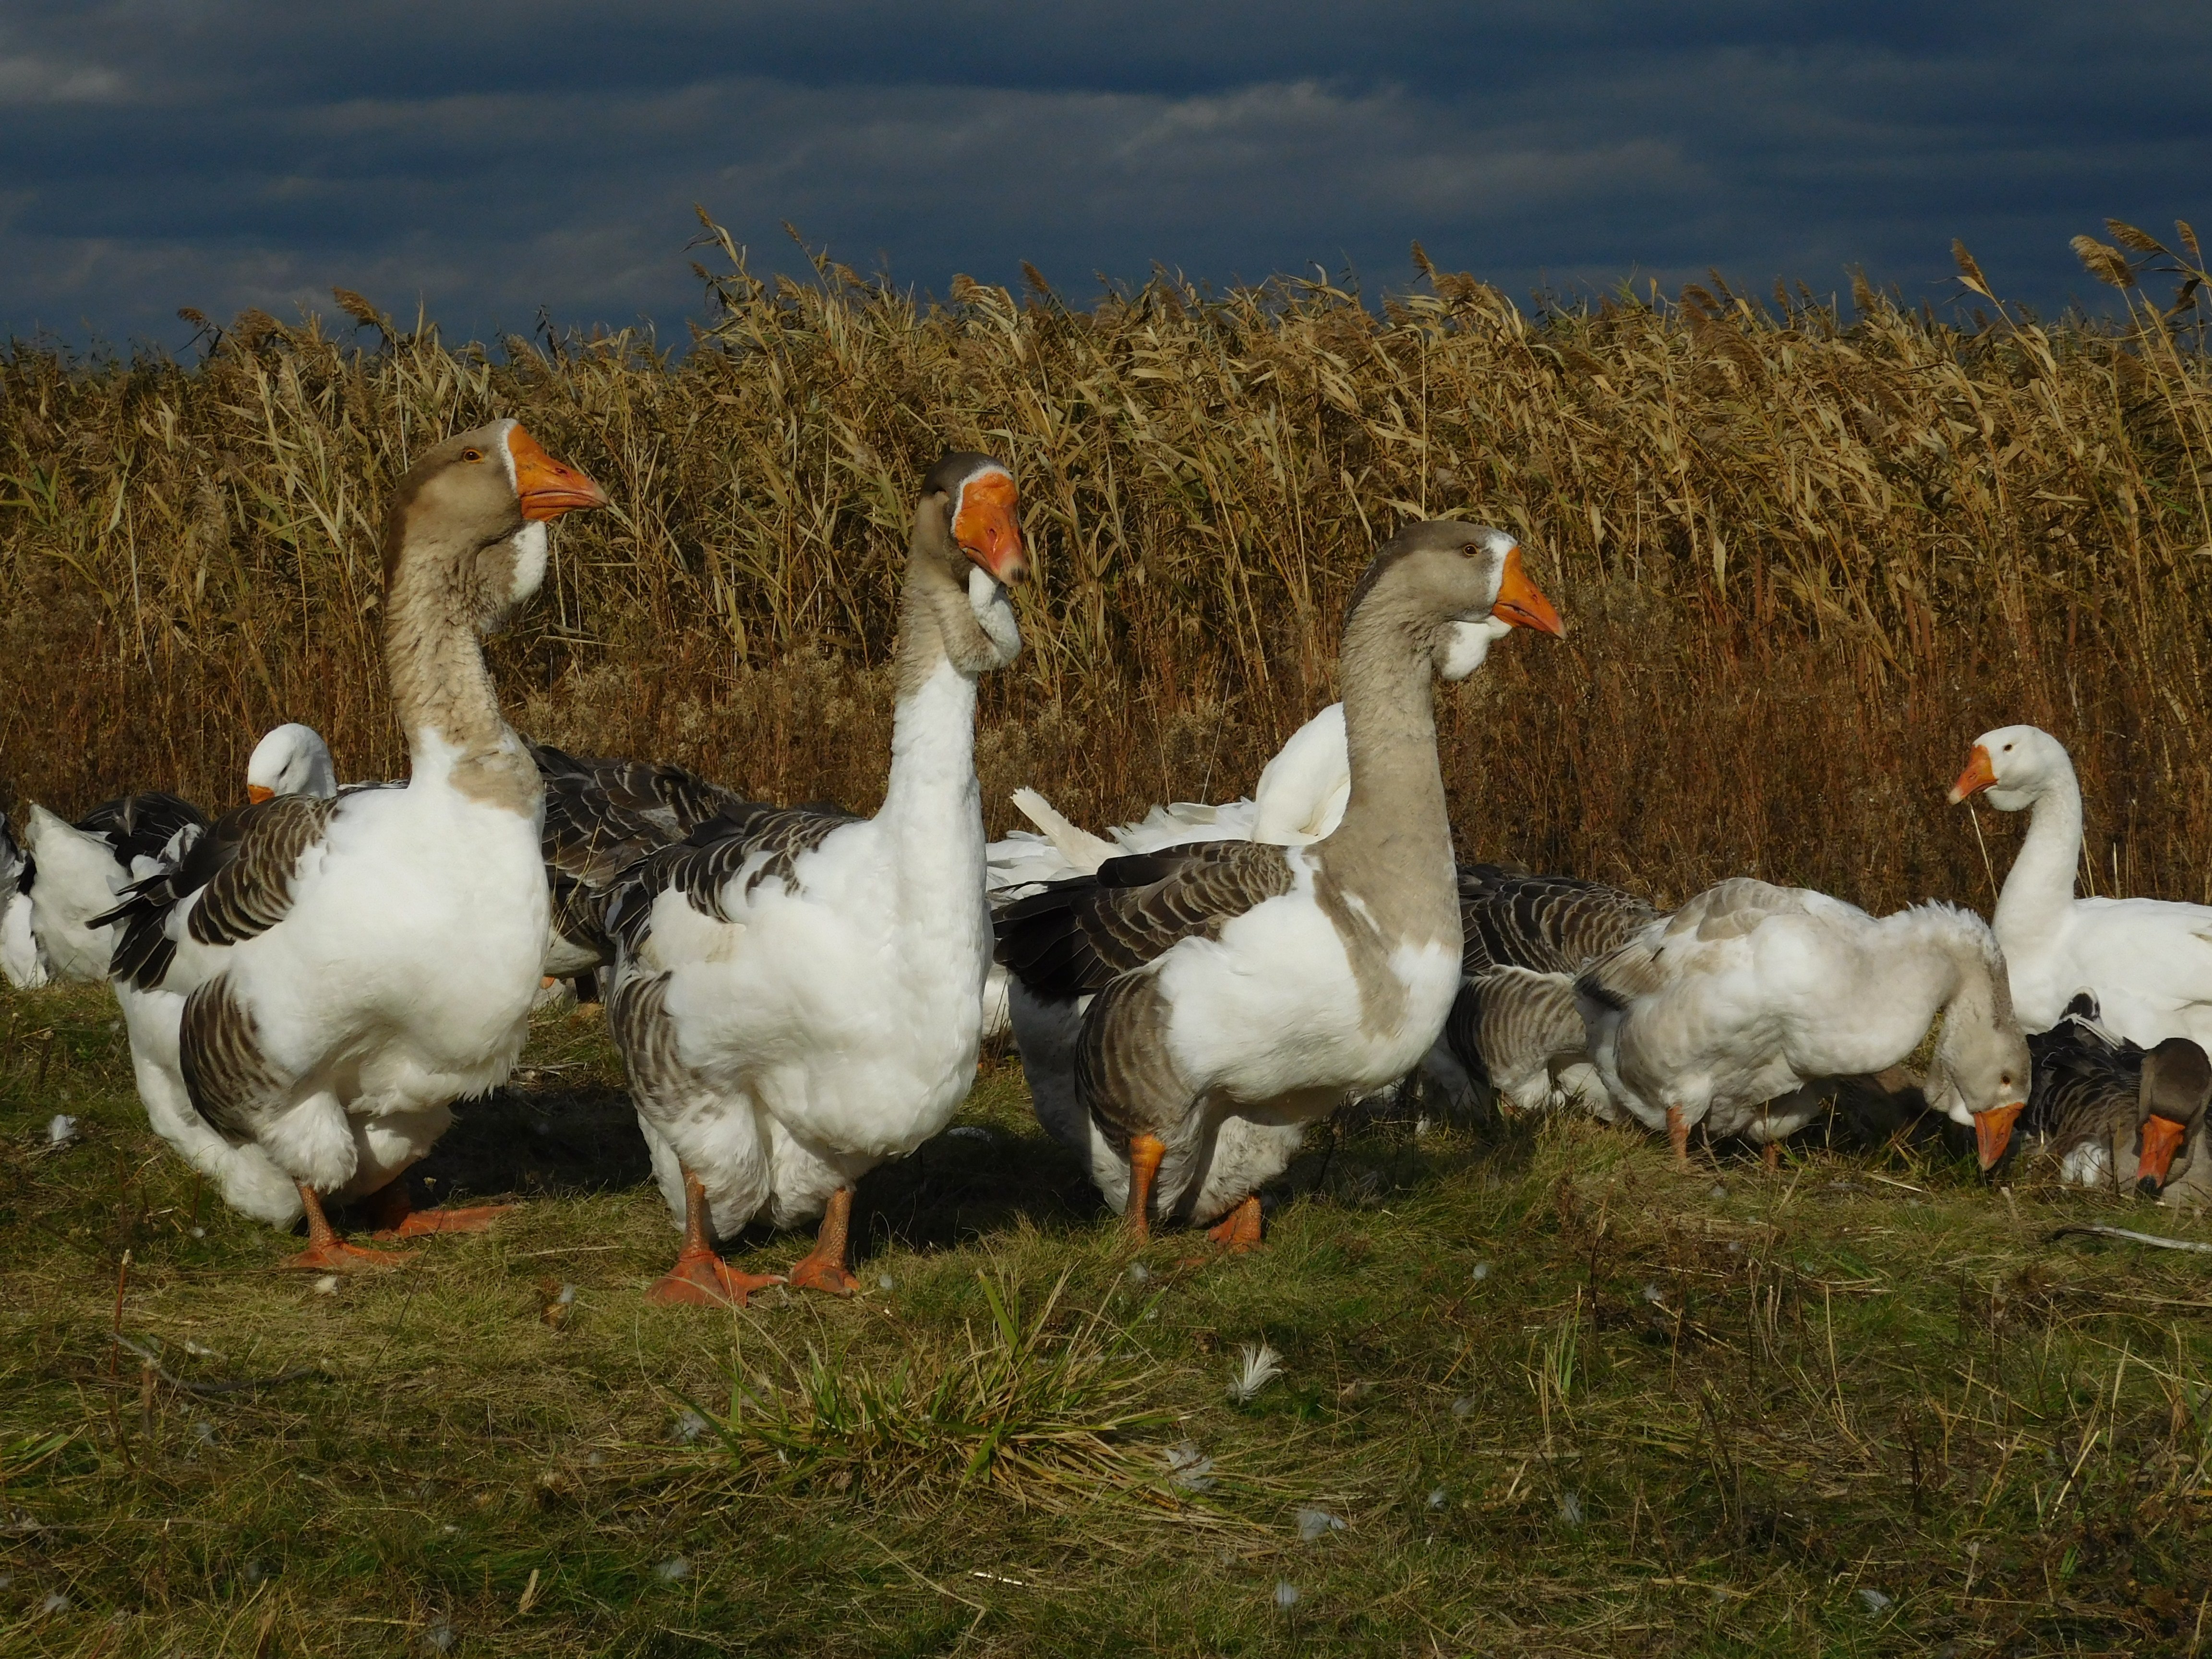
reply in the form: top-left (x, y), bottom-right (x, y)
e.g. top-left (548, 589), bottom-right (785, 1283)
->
top-left (1993, 766), bottom-right (2083, 958)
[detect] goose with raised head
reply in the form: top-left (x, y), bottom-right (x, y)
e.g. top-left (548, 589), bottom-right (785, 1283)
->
top-left (2010, 998), bottom-right (2212, 1194)
top-left (95, 421), bottom-right (607, 1262)
top-left (1433, 865), bottom-right (1661, 1118)
top-left (601, 451), bottom-right (1027, 1306)
top-left (1949, 725), bottom-right (2212, 1046)
top-left (995, 525), bottom-right (1564, 1245)
top-left (1577, 878), bottom-right (2032, 1169)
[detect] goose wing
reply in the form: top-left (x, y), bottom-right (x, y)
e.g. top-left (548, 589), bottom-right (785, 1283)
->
top-left (98, 794), bottom-right (340, 990)
top-left (1456, 864), bottom-right (1660, 974)
top-left (993, 840), bottom-right (1298, 999)
top-left (607, 798), bottom-right (863, 954)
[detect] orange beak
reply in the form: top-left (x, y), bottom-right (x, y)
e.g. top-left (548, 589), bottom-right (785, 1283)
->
top-left (507, 426), bottom-right (610, 522)
top-left (952, 469), bottom-right (1026, 584)
top-left (1973, 1101), bottom-right (2023, 1170)
top-left (1490, 546), bottom-right (1566, 637)
top-left (2136, 1113), bottom-right (2189, 1194)
top-left (245, 784), bottom-right (275, 805)
top-left (1948, 744), bottom-right (1997, 806)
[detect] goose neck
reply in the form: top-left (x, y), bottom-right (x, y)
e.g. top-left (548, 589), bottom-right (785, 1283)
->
top-left (383, 533), bottom-right (536, 813)
top-left (1993, 769), bottom-right (2083, 956)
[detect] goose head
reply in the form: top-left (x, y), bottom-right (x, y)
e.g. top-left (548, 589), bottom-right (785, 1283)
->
top-left (1347, 523), bottom-right (1564, 679)
top-left (245, 723), bottom-right (337, 804)
top-left (2134, 1038), bottom-right (2211, 1196)
top-left (914, 450), bottom-right (1027, 675)
top-left (1924, 929), bottom-right (2032, 1165)
top-left (381, 419), bottom-right (607, 628)
top-left (1948, 724), bottom-right (2073, 814)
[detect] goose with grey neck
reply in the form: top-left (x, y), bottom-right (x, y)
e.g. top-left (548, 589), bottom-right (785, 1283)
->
top-left (601, 451), bottom-right (1027, 1306)
top-left (2014, 1001), bottom-right (2211, 1194)
top-left (995, 523), bottom-right (1564, 1245)
top-left (1949, 724), bottom-right (2212, 1048)
top-left (94, 421), bottom-right (607, 1263)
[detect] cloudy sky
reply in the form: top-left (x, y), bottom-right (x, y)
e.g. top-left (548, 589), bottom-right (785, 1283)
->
top-left (4, 1), bottom-right (2206, 348)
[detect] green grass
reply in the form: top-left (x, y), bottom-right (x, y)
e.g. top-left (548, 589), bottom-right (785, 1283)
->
top-left (5, 980), bottom-right (2212, 1656)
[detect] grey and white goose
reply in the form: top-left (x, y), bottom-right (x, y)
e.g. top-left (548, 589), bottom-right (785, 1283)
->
top-left (601, 451), bottom-right (1027, 1305)
top-left (2009, 998), bottom-right (2212, 1195)
top-left (995, 524), bottom-right (1564, 1245)
top-left (96, 421), bottom-right (607, 1265)
top-left (1432, 865), bottom-right (1660, 1119)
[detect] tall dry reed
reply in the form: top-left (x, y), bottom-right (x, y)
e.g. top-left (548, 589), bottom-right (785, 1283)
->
top-left (2, 216), bottom-right (2207, 916)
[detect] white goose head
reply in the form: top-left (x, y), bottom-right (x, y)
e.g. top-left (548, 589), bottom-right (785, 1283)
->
top-left (1948, 723), bottom-right (2074, 814)
top-left (245, 724), bottom-right (337, 804)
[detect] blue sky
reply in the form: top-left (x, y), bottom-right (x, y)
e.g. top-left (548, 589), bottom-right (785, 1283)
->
top-left (3, 1), bottom-right (2206, 347)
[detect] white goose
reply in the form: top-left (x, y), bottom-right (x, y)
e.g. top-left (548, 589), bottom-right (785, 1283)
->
top-left (1578, 878), bottom-right (2032, 1168)
top-left (1, 812), bottom-right (45, 988)
top-left (995, 527), bottom-right (1563, 1244)
top-left (96, 420), bottom-right (607, 1266)
top-left (245, 724), bottom-right (338, 804)
top-left (14, 793), bottom-right (208, 982)
top-left (1949, 724), bottom-right (2212, 1046)
top-left (602, 451), bottom-right (1027, 1305)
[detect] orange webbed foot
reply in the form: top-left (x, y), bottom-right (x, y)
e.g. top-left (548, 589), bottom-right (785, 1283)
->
top-left (286, 1237), bottom-right (415, 1273)
top-left (373, 1202), bottom-right (515, 1240)
top-left (786, 1254), bottom-right (860, 1297)
top-left (646, 1248), bottom-right (784, 1308)
top-left (1205, 1195), bottom-right (1264, 1252)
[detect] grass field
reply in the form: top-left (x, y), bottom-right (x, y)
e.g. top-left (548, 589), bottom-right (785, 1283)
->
top-left (6, 979), bottom-right (2212, 1656)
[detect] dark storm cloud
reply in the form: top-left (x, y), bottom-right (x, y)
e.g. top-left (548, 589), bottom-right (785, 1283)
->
top-left (1, 1), bottom-right (2205, 347)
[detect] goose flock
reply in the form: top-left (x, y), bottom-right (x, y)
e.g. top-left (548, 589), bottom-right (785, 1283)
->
top-left (6, 427), bottom-right (2210, 1305)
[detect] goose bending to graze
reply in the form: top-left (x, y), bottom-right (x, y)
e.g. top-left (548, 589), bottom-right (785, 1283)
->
top-left (996, 525), bottom-right (1563, 1245)
top-left (1950, 725), bottom-right (2212, 1046)
top-left (2012, 999), bottom-right (2212, 1194)
top-left (1435, 866), bottom-right (1661, 1118)
top-left (17, 793), bottom-right (209, 982)
top-left (95, 421), bottom-right (608, 1263)
top-left (1578, 878), bottom-right (2032, 1169)
top-left (601, 451), bottom-right (1027, 1306)
top-left (1, 812), bottom-right (45, 988)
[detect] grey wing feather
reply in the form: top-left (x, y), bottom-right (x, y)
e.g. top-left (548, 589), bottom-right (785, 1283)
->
top-left (1457, 864), bottom-right (1660, 975)
top-left (1446, 965), bottom-right (1584, 1089)
top-left (178, 974), bottom-right (285, 1142)
top-left (994, 840), bottom-right (1298, 1001)
top-left (605, 799), bottom-right (863, 957)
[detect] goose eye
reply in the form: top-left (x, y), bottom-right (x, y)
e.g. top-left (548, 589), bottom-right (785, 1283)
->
top-left (461, 447), bottom-right (483, 463)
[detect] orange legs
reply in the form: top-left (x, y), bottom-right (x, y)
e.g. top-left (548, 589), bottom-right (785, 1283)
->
top-left (646, 1173), bottom-right (785, 1308)
top-left (1763, 1140), bottom-right (1781, 1174)
top-left (1667, 1105), bottom-right (1691, 1169)
top-left (1204, 1194), bottom-right (1264, 1252)
top-left (363, 1178), bottom-right (513, 1240)
top-left (285, 1184), bottom-right (414, 1272)
top-left (787, 1187), bottom-right (860, 1296)
top-left (1125, 1133), bottom-right (1166, 1242)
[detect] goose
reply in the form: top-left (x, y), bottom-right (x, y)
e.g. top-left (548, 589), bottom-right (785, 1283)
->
top-left (1949, 725), bottom-right (2212, 1046)
top-left (15, 793), bottom-right (209, 981)
top-left (1434, 866), bottom-right (1661, 1118)
top-left (246, 724), bottom-right (338, 804)
top-left (1, 812), bottom-right (45, 988)
top-left (601, 450), bottom-right (1027, 1305)
top-left (1577, 878), bottom-right (2032, 1169)
top-left (94, 420), bottom-right (608, 1265)
top-left (995, 525), bottom-right (1563, 1245)
top-left (2012, 999), bottom-right (2212, 1194)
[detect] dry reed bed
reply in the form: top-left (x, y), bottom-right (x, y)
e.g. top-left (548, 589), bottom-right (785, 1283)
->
top-left (1, 219), bottom-right (2207, 914)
